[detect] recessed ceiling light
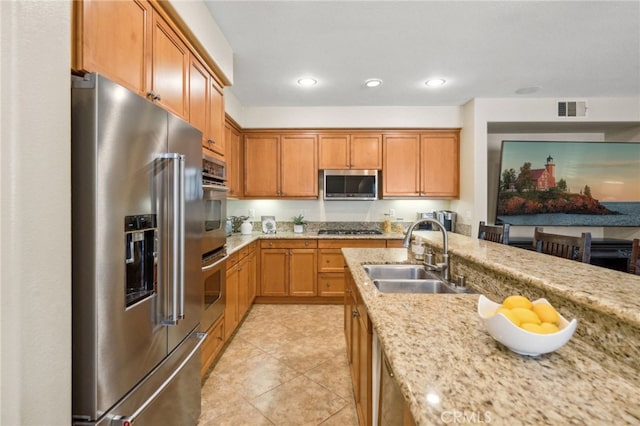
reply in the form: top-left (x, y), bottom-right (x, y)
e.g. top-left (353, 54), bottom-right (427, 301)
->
top-left (515, 86), bottom-right (541, 95)
top-left (425, 79), bottom-right (446, 87)
top-left (297, 78), bottom-right (317, 87)
top-left (365, 79), bottom-right (382, 88)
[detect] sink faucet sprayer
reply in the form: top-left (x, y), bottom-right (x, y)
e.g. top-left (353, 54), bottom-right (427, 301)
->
top-left (402, 218), bottom-right (450, 281)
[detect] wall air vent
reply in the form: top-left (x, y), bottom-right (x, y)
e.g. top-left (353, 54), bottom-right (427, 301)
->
top-left (557, 101), bottom-right (587, 117)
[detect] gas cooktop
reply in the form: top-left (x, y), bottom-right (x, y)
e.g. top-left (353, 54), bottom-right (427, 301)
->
top-left (317, 229), bottom-right (383, 235)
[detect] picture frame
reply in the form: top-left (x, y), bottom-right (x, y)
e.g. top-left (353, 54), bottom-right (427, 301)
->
top-left (496, 140), bottom-right (640, 227)
top-left (261, 216), bottom-right (276, 234)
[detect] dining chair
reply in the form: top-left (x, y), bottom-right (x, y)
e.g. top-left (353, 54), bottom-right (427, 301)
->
top-left (533, 227), bottom-right (592, 263)
top-left (629, 239), bottom-right (640, 275)
top-left (478, 221), bottom-right (510, 245)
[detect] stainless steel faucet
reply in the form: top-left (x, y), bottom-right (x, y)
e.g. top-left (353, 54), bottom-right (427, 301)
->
top-left (402, 218), bottom-right (450, 281)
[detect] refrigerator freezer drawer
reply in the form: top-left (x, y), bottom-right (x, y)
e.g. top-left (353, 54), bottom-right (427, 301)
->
top-left (74, 330), bottom-right (205, 426)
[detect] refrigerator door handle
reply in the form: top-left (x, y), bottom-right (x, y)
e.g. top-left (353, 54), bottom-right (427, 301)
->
top-left (109, 332), bottom-right (207, 426)
top-left (158, 153), bottom-right (184, 326)
top-left (177, 154), bottom-right (185, 320)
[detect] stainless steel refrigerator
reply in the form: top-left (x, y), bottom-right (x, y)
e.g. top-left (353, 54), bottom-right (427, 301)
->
top-left (71, 73), bottom-right (204, 425)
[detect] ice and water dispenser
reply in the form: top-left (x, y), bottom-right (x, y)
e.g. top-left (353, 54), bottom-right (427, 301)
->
top-left (125, 214), bottom-right (158, 307)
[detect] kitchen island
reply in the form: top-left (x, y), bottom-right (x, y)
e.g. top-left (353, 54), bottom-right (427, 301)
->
top-left (343, 231), bottom-right (640, 425)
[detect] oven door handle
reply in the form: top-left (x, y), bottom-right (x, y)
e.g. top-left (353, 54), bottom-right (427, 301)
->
top-left (203, 183), bottom-right (229, 192)
top-left (202, 254), bottom-right (229, 271)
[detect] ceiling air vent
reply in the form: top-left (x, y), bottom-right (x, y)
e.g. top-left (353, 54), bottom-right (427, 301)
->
top-left (557, 101), bottom-right (587, 117)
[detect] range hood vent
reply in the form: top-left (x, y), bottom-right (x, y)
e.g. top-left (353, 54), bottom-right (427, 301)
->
top-left (557, 101), bottom-right (587, 117)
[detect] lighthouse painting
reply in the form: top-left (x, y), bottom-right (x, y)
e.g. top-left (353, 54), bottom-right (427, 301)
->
top-left (496, 140), bottom-right (640, 227)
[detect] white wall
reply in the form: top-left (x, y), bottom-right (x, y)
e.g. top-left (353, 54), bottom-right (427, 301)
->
top-left (232, 105), bottom-right (462, 129)
top-left (168, 0), bottom-right (234, 84)
top-left (0, 1), bottom-right (71, 424)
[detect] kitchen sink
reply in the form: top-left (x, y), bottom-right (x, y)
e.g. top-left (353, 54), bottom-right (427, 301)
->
top-left (363, 264), bottom-right (478, 294)
top-left (373, 279), bottom-right (457, 294)
top-left (362, 264), bottom-right (439, 280)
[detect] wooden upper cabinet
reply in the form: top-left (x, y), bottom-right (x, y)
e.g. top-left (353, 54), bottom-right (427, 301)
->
top-left (420, 132), bottom-right (459, 198)
top-left (72, 0), bottom-right (152, 95)
top-left (319, 133), bottom-right (381, 169)
top-left (244, 134), bottom-right (280, 197)
top-left (280, 134), bottom-right (318, 197)
top-left (383, 134), bottom-right (421, 196)
top-left (383, 131), bottom-right (460, 198)
top-left (225, 121), bottom-right (242, 198)
top-left (319, 134), bottom-right (349, 169)
top-left (350, 134), bottom-right (382, 169)
top-left (188, 55), bottom-right (208, 139)
top-left (207, 80), bottom-right (225, 156)
top-left (244, 133), bottom-right (317, 198)
top-left (190, 54), bottom-right (225, 157)
top-left (151, 12), bottom-right (189, 119)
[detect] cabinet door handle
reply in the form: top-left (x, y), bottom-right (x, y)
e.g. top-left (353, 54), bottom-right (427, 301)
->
top-left (146, 91), bottom-right (161, 101)
top-left (352, 309), bottom-right (359, 317)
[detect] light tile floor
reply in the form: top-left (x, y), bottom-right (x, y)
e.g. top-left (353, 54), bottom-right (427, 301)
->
top-left (199, 304), bottom-right (359, 426)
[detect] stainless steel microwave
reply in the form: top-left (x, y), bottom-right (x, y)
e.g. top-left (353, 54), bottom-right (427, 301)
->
top-left (323, 169), bottom-right (378, 200)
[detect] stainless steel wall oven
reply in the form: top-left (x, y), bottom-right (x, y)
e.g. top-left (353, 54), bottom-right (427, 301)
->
top-left (201, 250), bottom-right (226, 331)
top-left (202, 155), bottom-right (228, 256)
top-left (201, 154), bottom-right (228, 331)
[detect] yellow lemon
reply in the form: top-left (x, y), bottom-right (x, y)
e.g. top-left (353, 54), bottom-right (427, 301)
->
top-left (495, 307), bottom-right (520, 326)
top-left (532, 303), bottom-right (560, 325)
top-left (540, 322), bottom-right (560, 334)
top-left (520, 323), bottom-right (545, 334)
top-left (502, 295), bottom-right (533, 310)
top-left (511, 307), bottom-right (541, 325)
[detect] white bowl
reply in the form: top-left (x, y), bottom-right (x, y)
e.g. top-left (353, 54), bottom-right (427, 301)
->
top-left (477, 295), bottom-right (577, 356)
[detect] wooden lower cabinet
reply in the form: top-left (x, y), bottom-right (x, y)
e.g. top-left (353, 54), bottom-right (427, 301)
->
top-left (345, 270), bottom-right (372, 426)
top-left (318, 272), bottom-right (345, 297)
top-left (224, 242), bottom-right (257, 341)
top-left (200, 315), bottom-right (224, 377)
top-left (318, 239), bottom-right (386, 298)
top-left (259, 240), bottom-right (317, 297)
top-left (225, 254), bottom-right (239, 340)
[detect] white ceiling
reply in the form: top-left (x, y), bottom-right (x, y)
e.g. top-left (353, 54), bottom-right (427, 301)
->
top-left (203, 1), bottom-right (640, 108)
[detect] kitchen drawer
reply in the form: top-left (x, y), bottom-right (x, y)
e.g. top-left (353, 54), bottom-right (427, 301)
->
top-left (226, 251), bottom-right (239, 269)
top-left (317, 239), bottom-right (386, 249)
top-left (318, 273), bottom-right (345, 297)
top-left (237, 244), bottom-right (251, 259)
top-left (318, 249), bottom-right (345, 272)
top-left (261, 239), bottom-right (317, 249)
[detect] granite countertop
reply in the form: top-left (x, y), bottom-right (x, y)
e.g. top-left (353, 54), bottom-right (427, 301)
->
top-left (342, 232), bottom-right (640, 426)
